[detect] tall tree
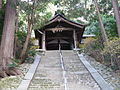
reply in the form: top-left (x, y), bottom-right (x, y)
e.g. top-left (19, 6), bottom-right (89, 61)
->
top-left (0, 0), bottom-right (21, 77)
top-left (19, 0), bottom-right (51, 60)
top-left (111, 0), bottom-right (120, 37)
top-left (93, 0), bottom-right (108, 42)
top-left (20, 0), bottom-right (35, 60)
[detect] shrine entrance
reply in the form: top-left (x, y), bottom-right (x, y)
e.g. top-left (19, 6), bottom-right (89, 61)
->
top-left (46, 31), bottom-right (73, 50)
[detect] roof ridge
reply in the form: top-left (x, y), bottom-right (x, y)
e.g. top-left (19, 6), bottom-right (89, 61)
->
top-left (50, 14), bottom-right (86, 26)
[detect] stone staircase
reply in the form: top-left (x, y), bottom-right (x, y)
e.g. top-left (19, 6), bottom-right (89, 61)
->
top-left (28, 51), bottom-right (64, 90)
top-left (28, 50), bottom-right (100, 90)
top-left (62, 50), bottom-right (100, 90)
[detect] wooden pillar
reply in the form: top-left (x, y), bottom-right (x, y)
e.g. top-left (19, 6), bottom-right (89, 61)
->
top-left (73, 30), bottom-right (77, 50)
top-left (42, 31), bottom-right (46, 50)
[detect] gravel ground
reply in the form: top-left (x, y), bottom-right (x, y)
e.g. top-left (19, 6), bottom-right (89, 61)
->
top-left (0, 63), bottom-right (31, 90)
top-left (83, 54), bottom-right (120, 90)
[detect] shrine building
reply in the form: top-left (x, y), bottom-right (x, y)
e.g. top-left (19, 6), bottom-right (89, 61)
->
top-left (35, 14), bottom-right (85, 50)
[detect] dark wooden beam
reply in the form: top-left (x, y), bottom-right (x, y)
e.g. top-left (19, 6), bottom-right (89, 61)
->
top-left (45, 27), bottom-right (74, 31)
top-left (46, 37), bottom-right (71, 40)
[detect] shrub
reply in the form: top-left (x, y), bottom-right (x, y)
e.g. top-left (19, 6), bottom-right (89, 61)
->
top-left (102, 38), bottom-right (120, 70)
top-left (15, 31), bottom-right (27, 58)
top-left (15, 31), bottom-right (37, 62)
top-left (30, 45), bottom-right (39, 50)
top-left (27, 49), bottom-right (37, 57)
top-left (7, 58), bottom-right (21, 68)
top-left (25, 57), bottom-right (34, 63)
top-left (25, 47), bottom-right (37, 63)
top-left (84, 38), bottom-right (104, 63)
top-left (84, 37), bottom-right (120, 71)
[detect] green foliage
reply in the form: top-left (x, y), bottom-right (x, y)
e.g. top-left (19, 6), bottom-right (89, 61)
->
top-left (17, 0), bottom-right (53, 32)
top-left (15, 31), bottom-right (27, 58)
top-left (83, 38), bottom-right (104, 63)
top-left (84, 38), bottom-right (120, 70)
top-left (102, 38), bottom-right (120, 55)
top-left (111, 65), bottom-right (119, 71)
top-left (27, 49), bottom-right (37, 57)
top-left (85, 38), bottom-right (103, 50)
top-left (7, 58), bottom-right (20, 68)
top-left (102, 38), bottom-right (120, 70)
top-left (25, 57), bottom-right (34, 63)
top-left (15, 31), bottom-right (37, 61)
top-left (24, 39), bottom-right (38, 63)
top-left (33, 11), bottom-right (52, 29)
top-left (102, 15), bottom-right (118, 38)
top-left (83, 37), bottom-right (107, 63)
top-left (15, 30), bottom-right (37, 63)
top-left (85, 21), bottom-right (99, 36)
top-left (86, 15), bottom-right (118, 38)
top-left (25, 48), bottom-right (37, 63)
top-left (16, 31), bottom-right (27, 43)
top-left (51, 0), bottom-right (117, 38)
top-left (7, 63), bottom-right (18, 68)
top-left (98, 0), bottom-right (112, 15)
top-left (51, 0), bottom-right (88, 22)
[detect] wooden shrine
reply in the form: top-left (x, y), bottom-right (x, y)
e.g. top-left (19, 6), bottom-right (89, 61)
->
top-left (35, 14), bottom-right (85, 50)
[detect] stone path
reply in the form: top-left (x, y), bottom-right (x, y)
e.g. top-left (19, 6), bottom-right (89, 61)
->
top-left (62, 51), bottom-right (100, 90)
top-left (28, 51), bottom-right (64, 90)
top-left (28, 50), bottom-right (101, 90)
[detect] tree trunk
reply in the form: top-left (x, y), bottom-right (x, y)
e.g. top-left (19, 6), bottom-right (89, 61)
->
top-left (14, 7), bottom-right (19, 57)
top-left (0, 0), bottom-right (2, 9)
top-left (111, 0), bottom-right (120, 38)
top-left (0, 0), bottom-right (21, 77)
top-left (20, 0), bottom-right (35, 61)
top-left (93, 0), bottom-right (108, 42)
top-left (20, 16), bottom-right (33, 61)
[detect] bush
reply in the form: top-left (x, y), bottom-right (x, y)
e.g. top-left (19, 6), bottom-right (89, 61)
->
top-left (27, 49), bottom-right (37, 57)
top-left (25, 47), bottom-right (37, 63)
top-left (84, 37), bottom-right (120, 71)
top-left (102, 38), bottom-right (120, 70)
top-left (15, 31), bottom-right (27, 58)
top-left (15, 31), bottom-right (37, 62)
top-left (7, 58), bottom-right (21, 68)
top-left (84, 38), bottom-right (104, 63)
top-left (25, 57), bottom-right (34, 63)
